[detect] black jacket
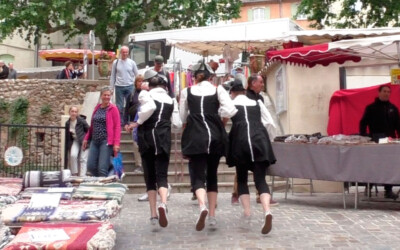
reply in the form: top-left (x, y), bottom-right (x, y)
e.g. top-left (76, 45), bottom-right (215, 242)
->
top-left (360, 98), bottom-right (400, 140)
top-left (58, 68), bottom-right (83, 79)
top-left (124, 89), bottom-right (141, 125)
top-left (0, 65), bottom-right (9, 79)
top-left (157, 68), bottom-right (174, 98)
top-left (65, 116), bottom-right (89, 150)
top-left (246, 89), bottom-right (264, 102)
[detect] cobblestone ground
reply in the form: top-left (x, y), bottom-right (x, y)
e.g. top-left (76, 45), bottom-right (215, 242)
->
top-left (112, 192), bottom-right (400, 250)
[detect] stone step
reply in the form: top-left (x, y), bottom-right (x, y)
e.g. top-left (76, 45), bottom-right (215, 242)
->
top-left (121, 160), bottom-right (232, 173)
top-left (125, 180), bottom-right (287, 194)
top-left (122, 170), bottom-right (249, 184)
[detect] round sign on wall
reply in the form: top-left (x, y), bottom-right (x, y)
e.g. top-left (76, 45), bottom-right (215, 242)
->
top-left (4, 146), bottom-right (23, 167)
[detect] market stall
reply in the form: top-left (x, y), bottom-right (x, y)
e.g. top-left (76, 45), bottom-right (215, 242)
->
top-left (328, 83), bottom-right (400, 135)
top-left (269, 139), bottom-right (400, 208)
top-left (0, 170), bottom-right (126, 249)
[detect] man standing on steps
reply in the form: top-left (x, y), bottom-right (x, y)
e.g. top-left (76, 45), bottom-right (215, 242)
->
top-left (110, 46), bottom-right (139, 126)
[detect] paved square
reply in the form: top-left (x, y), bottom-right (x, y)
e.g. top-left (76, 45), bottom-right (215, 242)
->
top-left (112, 192), bottom-right (400, 249)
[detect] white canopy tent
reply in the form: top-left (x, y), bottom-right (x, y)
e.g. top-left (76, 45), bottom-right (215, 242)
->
top-left (130, 18), bottom-right (301, 56)
top-left (328, 34), bottom-right (400, 65)
top-left (129, 20), bottom-right (400, 71)
top-left (165, 26), bottom-right (400, 56)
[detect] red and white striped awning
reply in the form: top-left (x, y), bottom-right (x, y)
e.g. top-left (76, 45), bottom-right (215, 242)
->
top-left (267, 35), bottom-right (400, 68)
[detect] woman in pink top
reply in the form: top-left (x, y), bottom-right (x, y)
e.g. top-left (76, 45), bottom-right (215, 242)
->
top-left (82, 87), bottom-right (121, 177)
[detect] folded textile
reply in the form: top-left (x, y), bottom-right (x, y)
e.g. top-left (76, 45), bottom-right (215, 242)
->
top-left (3, 222), bottom-right (116, 250)
top-left (19, 187), bottom-right (74, 200)
top-left (1, 199), bottom-right (121, 226)
top-left (0, 195), bottom-right (19, 213)
top-left (23, 170), bottom-right (72, 189)
top-left (0, 178), bottom-right (23, 196)
top-left (67, 175), bottom-right (119, 186)
top-left (0, 223), bottom-right (14, 249)
top-left (72, 183), bottom-right (128, 204)
top-left (317, 134), bottom-right (372, 145)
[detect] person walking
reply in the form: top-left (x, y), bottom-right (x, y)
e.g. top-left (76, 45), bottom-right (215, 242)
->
top-left (129, 70), bottom-right (181, 227)
top-left (153, 55), bottom-right (174, 97)
top-left (7, 62), bottom-right (17, 79)
top-left (179, 61), bottom-right (237, 231)
top-left (124, 74), bottom-right (144, 173)
top-left (82, 87), bottom-right (121, 177)
top-left (65, 106), bottom-right (89, 176)
top-left (0, 60), bottom-right (9, 79)
top-left (110, 46), bottom-right (139, 126)
top-left (227, 79), bottom-right (276, 235)
top-left (231, 74), bottom-right (278, 205)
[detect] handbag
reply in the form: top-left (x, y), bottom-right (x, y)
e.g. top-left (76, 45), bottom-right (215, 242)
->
top-left (112, 152), bottom-right (124, 179)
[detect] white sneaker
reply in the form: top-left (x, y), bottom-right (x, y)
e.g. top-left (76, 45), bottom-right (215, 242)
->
top-left (195, 206), bottom-right (208, 231)
top-left (240, 214), bottom-right (252, 229)
top-left (208, 216), bottom-right (217, 228)
top-left (150, 217), bottom-right (158, 226)
top-left (158, 203), bottom-right (168, 228)
top-left (240, 214), bottom-right (252, 224)
top-left (138, 193), bottom-right (148, 202)
top-left (261, 211), bottom-right (273, 235)
top-left (167, 184), bottom-right (172, 200)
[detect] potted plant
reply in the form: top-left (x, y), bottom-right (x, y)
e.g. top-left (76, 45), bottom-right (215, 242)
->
top-left (97, 51), bottom-right (113, 78)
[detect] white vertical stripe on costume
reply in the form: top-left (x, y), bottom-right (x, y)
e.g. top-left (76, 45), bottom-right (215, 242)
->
top-left (244, 106), bottom-right (254, 162)
top-left (152, 102), bottom-right (164, 155)
top-left (200, 95), bottom-right (212, 154)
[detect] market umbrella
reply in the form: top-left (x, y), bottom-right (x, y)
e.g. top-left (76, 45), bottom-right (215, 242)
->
top-left (39, 49), bottom-right (115, 64)
top-left (267, 35), bottom-right (400, 68)
top-left (267, 43), bottom-right (361, 68)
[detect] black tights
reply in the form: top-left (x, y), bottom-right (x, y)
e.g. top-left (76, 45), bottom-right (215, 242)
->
top-left (190, 154), bottom-right (221, 192)
top-left (236, 161), bottom-right (270, 196)
top-left (141, 152), bottom-right (169, 191)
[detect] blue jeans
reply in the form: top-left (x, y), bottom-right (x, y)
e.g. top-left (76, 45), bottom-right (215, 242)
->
top-left (115, 85), bottom-right (134, 125)
top-left (87, 140), bottom-right (113, 177)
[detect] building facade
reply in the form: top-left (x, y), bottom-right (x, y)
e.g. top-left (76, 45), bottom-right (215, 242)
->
top-left (234, 0), bottom-right (313, 30)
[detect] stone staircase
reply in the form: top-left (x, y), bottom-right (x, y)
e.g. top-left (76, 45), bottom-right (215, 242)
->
top-left (120, 131), bottom-right (287, 194)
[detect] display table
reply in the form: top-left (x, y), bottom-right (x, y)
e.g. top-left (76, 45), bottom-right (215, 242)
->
top-left (268, 142), bottom-right (400, 208)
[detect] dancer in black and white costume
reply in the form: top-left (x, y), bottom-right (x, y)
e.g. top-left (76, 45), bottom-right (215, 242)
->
top-left (129, 70), bottom-right (181, 228)
top-left (180, 61), bottom-right (237, 231)
top-left (227, 79), bottom-right (276, 234)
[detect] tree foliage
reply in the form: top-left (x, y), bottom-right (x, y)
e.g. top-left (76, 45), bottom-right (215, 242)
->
top-left (297, 0), bottom-right (400, 29)
top-left (0, 0), bottom-right (242, 50)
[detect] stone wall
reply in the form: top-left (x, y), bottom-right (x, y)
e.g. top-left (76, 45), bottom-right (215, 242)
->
top-left (0, 79), bottom-right (109, 126)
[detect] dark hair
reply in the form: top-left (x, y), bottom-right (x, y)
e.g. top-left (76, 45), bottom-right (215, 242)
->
top-left (148, 76), bottom-right (167, 88)
top-left (247, 74), bottom-right (259, 90)
top-left (65, 61), bottom-right (73, 67)
top-left (194, 70), bottom-right (211, 82)
top-left (378, 85), bottom-right (390, 92)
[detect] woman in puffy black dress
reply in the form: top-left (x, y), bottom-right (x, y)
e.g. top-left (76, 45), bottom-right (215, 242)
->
top-left (129, 70), bottom-right (181, 228)
top-left (227, 79), bottom-right (276, 235)
top-left (179, 61), bottom-right (237, 231)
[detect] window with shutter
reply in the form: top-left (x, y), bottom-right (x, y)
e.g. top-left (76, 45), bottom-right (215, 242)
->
top-left (247, 9), bottom-right (253, 21)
